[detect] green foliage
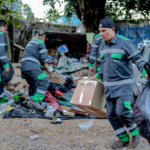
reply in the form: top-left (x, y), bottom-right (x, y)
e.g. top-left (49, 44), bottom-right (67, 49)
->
top-left (43, 0), bottom-right (150, 23)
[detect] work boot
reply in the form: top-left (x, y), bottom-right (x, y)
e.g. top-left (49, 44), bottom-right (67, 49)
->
top-left (111, 140), bottom-right (130, 149)
top-left (28, 99), bottom-right (44, 110)
top-left (131, 134), bottom-right (142, 148)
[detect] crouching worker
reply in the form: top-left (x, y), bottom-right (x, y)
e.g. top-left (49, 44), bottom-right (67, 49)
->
top-left (0, 20), bottom-right (10, 103)
top-left (20, 31), bottom-right (49, 110)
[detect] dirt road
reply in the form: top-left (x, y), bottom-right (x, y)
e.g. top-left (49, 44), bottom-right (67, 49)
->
top-left (0, 116), bottom-right (149, 150)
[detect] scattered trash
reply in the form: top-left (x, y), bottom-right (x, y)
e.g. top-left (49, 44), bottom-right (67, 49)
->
top-left (24, 118), bottom-right (29, 122)
top-left (44, 91), bottom-right (61, 111)
top-left (51, 118), bottom-right (62, 124)
top-left (6, 99), bottom-right (14, 106)
top-left (78, 119), bottom-right (93, 129)
top-left (5, 106), bottom-right (14, 112)
top-left (45, 105), bottom-right (56, 117)
top-left (30, 135), bottom-right (39, 140)
top-left (41, 102), bottom-right (47, 109)
top-left (4, 89), bottom-right (13, 99)
top-left (62, 110), bottom-right (75, 116)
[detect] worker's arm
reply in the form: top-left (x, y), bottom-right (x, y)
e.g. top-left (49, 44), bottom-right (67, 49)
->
top-left (39, 42), bottom-right (49, 72)
top-left (124, 40), bottom-right (148, 79)
top-left (89, 34), bottom-right (102, 75)
top-left (0, 32), bottom-right (9, 73)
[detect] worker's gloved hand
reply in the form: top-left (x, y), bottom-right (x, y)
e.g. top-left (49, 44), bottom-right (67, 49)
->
top-left (5, 67), bottom-right (10, 73)
top-left (144, 62), bottom-right (150, 77)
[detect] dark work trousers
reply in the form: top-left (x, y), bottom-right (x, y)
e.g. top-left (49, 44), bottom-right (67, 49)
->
top-left (106, 95), bottom-right (137, 137)
top-left (22, 70), bottom-right (49, 98)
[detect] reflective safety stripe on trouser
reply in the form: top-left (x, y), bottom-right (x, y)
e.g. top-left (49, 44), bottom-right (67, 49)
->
top-left (106, 95), bottom-right (138, 142)
top-left (32, 89), bottom-right (46, 103)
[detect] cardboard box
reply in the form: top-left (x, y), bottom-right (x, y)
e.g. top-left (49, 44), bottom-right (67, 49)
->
top-left (47, 71), bottom-right (66, 85)
top-left (71, 78), bottom-right (106, 117)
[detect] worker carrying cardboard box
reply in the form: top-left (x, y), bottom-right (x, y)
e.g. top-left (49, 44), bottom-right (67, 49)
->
top-left (0, 20), bottom-right (12, 103)
top-left (95, 18), bottom-right (149, 149)
top-left (20, 30), bottom-right (49, 110)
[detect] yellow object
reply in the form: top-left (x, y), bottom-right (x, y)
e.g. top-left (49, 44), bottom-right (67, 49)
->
top-left (49, 52), bottom-right (54, 56)
top-left (86, 33), bottom-right (95, 44)
top-left (5, 106), bottom-right (14, 112)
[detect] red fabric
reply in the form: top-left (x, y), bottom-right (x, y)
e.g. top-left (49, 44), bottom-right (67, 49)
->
top-left (55, 90), bottom-right (64, 96)
top-left (44, 91), bottom-right (61, 111)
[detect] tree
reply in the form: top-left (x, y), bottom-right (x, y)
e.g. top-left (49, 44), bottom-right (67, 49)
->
top-left (43, 0), bottom-right (150, 32)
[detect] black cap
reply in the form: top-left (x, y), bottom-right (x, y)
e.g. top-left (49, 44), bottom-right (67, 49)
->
top-left (99, 18), bottom-right (115, 28)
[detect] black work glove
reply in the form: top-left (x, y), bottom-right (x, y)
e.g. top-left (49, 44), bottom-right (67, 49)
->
top-left (144, 62), bottom-right (150, 77)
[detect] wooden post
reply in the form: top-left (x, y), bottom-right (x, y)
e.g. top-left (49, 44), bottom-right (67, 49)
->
top-left (9, 15), bottom-right (15, 62)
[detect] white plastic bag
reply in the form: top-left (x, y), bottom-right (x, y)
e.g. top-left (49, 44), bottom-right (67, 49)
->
top-left (45, 105), bottom-right (56, 117)
top-left (78, 119), bottom-right (93, 129)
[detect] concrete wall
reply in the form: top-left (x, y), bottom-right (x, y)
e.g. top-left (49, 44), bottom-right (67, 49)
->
top-left (115, 20), bottom-right (150, 46)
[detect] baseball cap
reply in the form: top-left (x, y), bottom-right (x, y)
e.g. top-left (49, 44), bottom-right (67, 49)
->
top-left (99, 18), bottom-right (115, 28)
top-left (36, 30), bottom-right (49, 41)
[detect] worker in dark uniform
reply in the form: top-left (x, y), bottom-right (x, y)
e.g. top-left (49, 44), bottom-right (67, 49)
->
top-left (89, 33), bottom-right (102, 75)
top-left (0, 20), bottom-right (10, 103)
top-left (20, 31), bottom-right (49, 110)
top-left (95, 18), bottom-right (149, 149)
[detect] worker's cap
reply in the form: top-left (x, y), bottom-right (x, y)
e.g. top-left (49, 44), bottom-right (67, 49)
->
top-left (99, 18), bottom-right (115, 29)
top-left (36, 30), bottom-right (49, 40)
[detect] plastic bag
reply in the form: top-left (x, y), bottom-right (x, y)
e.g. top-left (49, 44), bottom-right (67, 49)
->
top-left (56, 93), bottom-right (73, 107)
top-left (43, 91), bottom-right (61, 111)
top-left (45, 105), bottom-right (56, 117)
top-left (48, 83), bottom-right (68, 96)
top-left (132, 82), bottom-right (150, 143)
top-left (64, 77), bottom-right (74, 90)
top-left (78, 119), bottom-right (93, 129)
top-left (58, 44), bottom-right (69, 53)
top-left (1, 60), bottom-right (14, 83)
top-left (46, 55), bottom-right (53, 63)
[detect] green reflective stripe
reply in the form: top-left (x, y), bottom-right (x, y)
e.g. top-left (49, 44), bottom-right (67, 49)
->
top-left (102, 39), bottom-right (104, 43)
top-left (5, 44), bottom-right (7, 46)
top-left (41, 65), bottom-right (44, 69)
top-left (3, 63), bottom-right (9, 69)
top-left (111, 53), bottom-right (122, 59)
top-left (0, 78), bottom-right (1, 82)
top-left (142, 69), bottom-right (147, 77)
top-left (89, 63), bottom-right (93, 68)
top-left (36, 39), bottom-right (45, 44)
top-left (118, 35), bottom-right (129, 41)
top-left (32, 93), bottom-right (45, 103)
top-left (113, 60), bottom-right (116, 62)
top-left (100, 54), bottom-right (104, 59)
top-left (95, 33), bottom-right (100, 38)
top-left (97, 68), bottom-right (101, 72)
top-left (130, 128), bottom-right (139, 137)
top-left (118, 134), bottom-right (130, 142)
top-left (96, 73), bottom-right (100, 79)
top-left (0, 31), bottom-right (3, 34)
top-left (124, 101), bottom-right (132, 110)
top-left (37, 72), bottom-right (46, 80)
top-left (104, 104), bottom-right (106, 108)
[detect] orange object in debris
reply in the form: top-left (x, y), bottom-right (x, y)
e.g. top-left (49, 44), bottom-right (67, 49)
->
top-left (55, 90), bottom-right (64, 96)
